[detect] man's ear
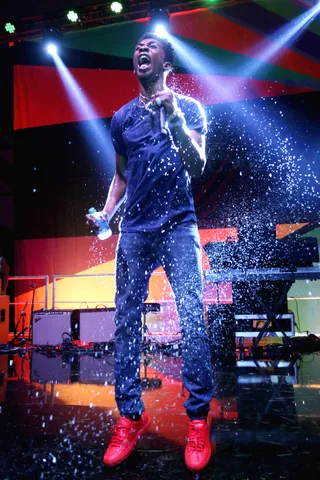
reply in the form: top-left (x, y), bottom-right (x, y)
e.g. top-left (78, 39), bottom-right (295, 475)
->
top-left (163, 61), bottom-right (172, 72)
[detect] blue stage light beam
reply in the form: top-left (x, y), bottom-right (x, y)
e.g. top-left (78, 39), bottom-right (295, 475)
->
top-left (150, 7), bottom-right (170, 37)
top-left (47, 43), bottom-right (57, 55)
top-left (48, 49), bottom-right (115, 172)
top-left (166, 32), bottom-right (315, 215)
top-left (167, 34), bottom-right (232, 102)
top-left (155, 24), bottom-right (168, 38)
top-left (240, 1), bottom-right (320, 79)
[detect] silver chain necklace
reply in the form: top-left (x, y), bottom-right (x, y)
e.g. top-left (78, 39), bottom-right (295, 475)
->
top-left (139, 94), bottom-right (155, 115)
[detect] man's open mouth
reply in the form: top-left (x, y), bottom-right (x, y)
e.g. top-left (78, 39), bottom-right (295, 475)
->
top-left (138, 54), bottom-right (151, 70)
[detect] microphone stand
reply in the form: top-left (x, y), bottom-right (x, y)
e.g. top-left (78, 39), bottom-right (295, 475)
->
top-left (10, 301), bottom-right (29, 345)
top-left (29, 283), bottom-right (36, 341)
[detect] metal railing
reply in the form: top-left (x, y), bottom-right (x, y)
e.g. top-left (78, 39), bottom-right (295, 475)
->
top-left (7, 272), bottom-right (169, 311)
top-left (8, 275), bottom-right (49, 309)
top-left (52, 273), bottom-right (115, 308)
top-left (52, 271), bottom-right (166, 308)
top-left (8, 274), bottom-right (320, 314)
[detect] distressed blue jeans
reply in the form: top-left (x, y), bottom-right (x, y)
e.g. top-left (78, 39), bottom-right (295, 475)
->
top-left (114, 224), bottom-right (214, 419)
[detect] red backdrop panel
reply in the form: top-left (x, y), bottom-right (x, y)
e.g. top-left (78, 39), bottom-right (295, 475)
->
top-left (171, 9), bottom-right (320, 79)
top-left (14, 65), bottom-right (314, 130)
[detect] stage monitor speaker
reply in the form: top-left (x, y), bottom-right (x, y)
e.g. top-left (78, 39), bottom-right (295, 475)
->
top-left (79, 355), bottom-right (114, 385)
top-left (32, 310), bottom-right (72, 346)
top-left (0, 295), bottom-right (9, 344)
top-left (71, 308), bottom-right (116, 343)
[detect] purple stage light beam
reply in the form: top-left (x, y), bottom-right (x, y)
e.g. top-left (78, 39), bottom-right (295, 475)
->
top-left (48, 48), bottom-right (115, 170)
top-left (243, 1), bottom-right (320, 79)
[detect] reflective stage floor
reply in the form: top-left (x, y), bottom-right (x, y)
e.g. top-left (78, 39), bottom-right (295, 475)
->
top-left (0, 349), bottom-right (320, 480)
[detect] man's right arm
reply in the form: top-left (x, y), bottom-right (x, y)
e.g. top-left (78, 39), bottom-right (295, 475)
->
top-left (102, 153), bottom-right (127, 220)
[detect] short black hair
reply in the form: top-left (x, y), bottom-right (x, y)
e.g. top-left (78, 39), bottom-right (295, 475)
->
top-left (136, 32), bottom-right (175, 65)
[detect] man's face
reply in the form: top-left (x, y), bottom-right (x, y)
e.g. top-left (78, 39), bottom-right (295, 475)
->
top-left (133, 37), bottom-right (167, 80)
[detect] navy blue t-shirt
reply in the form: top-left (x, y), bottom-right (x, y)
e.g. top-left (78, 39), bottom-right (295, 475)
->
top-left (110, 92), bottom-right (207, 233)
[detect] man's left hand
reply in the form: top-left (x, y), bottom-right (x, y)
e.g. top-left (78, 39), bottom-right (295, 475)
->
top-left (152, 90), bottom-right (177, 116)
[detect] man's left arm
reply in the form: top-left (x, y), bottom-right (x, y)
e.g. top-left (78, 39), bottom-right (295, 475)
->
top-left (170, 125), bottom-right (206, 178)
top-left (152, 91), bottom-right (206, 178)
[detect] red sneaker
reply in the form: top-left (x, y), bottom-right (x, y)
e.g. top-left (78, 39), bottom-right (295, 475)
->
top-left (185, 418), bottom-right (212, 472)
top-left (103, 411), bottom-right (151, 467)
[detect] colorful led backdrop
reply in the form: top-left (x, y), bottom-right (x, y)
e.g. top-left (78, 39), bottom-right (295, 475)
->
top-left (12, 0), bottom-right (320, 328)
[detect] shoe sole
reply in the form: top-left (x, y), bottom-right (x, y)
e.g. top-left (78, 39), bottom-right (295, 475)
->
top-left (185, 449), bottom-right (212, 473)
top-left (103, 415), bottom-right (152, 467)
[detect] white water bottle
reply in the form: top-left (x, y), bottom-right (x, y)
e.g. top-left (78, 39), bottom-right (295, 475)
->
top-left (88, 207), bottom-right (112, 240)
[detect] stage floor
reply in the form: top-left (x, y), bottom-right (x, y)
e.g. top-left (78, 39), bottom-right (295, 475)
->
top-left (0, 350), bottom-right (320, 479)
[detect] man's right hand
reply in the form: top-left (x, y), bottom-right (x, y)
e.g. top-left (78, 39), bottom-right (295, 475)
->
top-left (85, 211), bottom-right (108, 230)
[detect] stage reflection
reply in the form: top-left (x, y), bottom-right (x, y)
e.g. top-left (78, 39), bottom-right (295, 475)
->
top-left (0, 351), bottom-right (320, 479)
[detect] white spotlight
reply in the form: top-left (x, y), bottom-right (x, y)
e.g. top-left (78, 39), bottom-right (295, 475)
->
top-left (155, 24), bottom-right (167, 38)
top-left (47, 43), bottom-right (57, 55)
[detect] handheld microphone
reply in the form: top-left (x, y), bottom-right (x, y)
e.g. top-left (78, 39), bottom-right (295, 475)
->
top-left (160, 107), bottom-right (167, 135)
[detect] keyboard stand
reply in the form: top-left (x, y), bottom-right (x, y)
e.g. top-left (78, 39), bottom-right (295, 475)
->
top-left (247, 280), bottom-right (296, 357)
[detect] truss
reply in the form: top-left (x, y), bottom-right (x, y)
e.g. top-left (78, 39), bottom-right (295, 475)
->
top-left (0, 0), bottom-right (250, 44)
